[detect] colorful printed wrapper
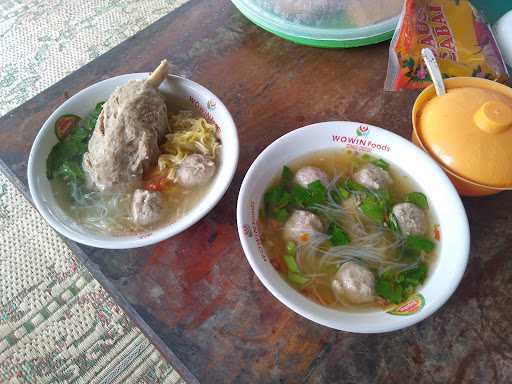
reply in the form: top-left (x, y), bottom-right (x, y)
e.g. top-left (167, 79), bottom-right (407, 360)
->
top-left (384, 0), bottom-right (509, 91)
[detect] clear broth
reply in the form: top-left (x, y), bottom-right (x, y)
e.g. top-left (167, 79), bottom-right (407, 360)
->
top-left (258, 149), bottom-right (437, 312)
top-left (50, 103), bottom-right (215, 236)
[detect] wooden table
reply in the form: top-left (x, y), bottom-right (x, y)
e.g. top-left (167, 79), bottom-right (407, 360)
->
top-left (2, 1), bottom-right (512, 382)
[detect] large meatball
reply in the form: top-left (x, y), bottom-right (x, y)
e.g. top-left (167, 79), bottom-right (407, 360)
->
top-left (294, 166), bottom-right (329, 188)
top-left (283, 210), bottom-right (323, 243)
top-left (176, 154), bottom-right (216, 187)
top-left (391, 202), bottom-right (428, 236)
top-left (353, 164), bottom-right (392, 190)
top-left (131, 189), bottom-right (165, 227)
top-left (331, 261), bottom-right (375, 304)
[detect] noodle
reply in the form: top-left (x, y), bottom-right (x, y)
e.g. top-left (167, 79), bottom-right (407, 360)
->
top-left (158, 111), bottom-right (221, 182)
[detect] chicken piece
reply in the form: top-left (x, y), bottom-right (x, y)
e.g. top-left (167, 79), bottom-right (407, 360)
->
top-left (294, 166), bottom-right (329, 188)
top-left (176, 154), bottom-right (216, 187)
top-left (353, 163), bottom-right (393, 190)
top-left (283, 210), bottom-right (323, 243)
top-left (392, 202), bottom-right (428, 236)
top-left (83, 60), bottom-right (170, 191)
top-left (131, 189), bottom-right (165, 226)
top-left (331, 261), bottom-right (375, 304)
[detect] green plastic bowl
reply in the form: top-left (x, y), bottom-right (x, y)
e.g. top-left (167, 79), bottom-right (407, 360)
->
top-left (231, 0), bottom-right (400, 48)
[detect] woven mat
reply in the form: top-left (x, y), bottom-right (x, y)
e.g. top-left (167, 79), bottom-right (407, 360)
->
top-left (0, 0), bottom-right (188, 117)
top-left (0, 168), bottom-right (185, 383)
top-left (0, 0), bottom-right (192, 382)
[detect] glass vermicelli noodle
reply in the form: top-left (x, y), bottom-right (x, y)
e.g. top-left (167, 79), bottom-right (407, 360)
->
top-left (259, 149), bottom-right (438, 312)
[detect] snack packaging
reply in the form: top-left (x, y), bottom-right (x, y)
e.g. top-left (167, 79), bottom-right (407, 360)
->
top-left (384, 0), bottom-right (509, 91)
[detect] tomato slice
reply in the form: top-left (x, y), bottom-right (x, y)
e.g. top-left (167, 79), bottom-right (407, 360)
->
top-left (55, 114), bottom-right (81, 140)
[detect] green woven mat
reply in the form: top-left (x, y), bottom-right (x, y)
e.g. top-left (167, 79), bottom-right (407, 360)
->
top-left (0, 0), bottom-right (188, 117)
top-left (0, 167), bottom-right (185, 383)
top-left (0, 0), bottom-right (193, 382)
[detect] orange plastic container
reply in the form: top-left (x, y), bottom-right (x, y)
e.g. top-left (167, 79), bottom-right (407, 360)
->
top-left (412, 77), bottom-right (512, 196)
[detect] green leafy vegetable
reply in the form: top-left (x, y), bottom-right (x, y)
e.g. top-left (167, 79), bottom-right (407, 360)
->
top-left (308, 180), bottom-right (327, 205)
top-left (282, 166), bottom-right (293, 183)
top-left (284, 254), bottom-right (300, 274)
top-left (264, 186), bottom-right (290, 208)
top-left (345, 179), bottom-right (368, 192)
top-left (376, 263), bottom-right (428, 304)
top-left (360, 195), bottom-right (385, 223)
top-left (330, 185), bottom-right (350, 203)
top-left (399, 235), bottom-right (435, 261)
top-left (376, 279), bottom-right (403, 304)
top-left (372, 189), bottom-right (393, 211)
top-left (361, 154), bottom-right (390, 170)
top-left (47, 102), bottom-right (104, 197)
top-left (405, 235), bottom-right (435, 253)
top-left (404, 192), bottom-right (429, 209)
top-left (272, 208), bottom-right (289, 222)
top-left (328, 223), bottom-right (350, 246)
top-left (290, 181), bottom-right (327, 208)
top-left (373, 159), bottom-right (390, 170)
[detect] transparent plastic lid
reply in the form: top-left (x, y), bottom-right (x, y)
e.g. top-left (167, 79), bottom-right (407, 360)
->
top-left (232, 0), bottom-right (402, 45)
top-left (258, 0), bottom-right (402, 29)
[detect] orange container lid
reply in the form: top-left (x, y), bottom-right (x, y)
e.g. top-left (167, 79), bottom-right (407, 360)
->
top-left (416, 78), bottom-right (512, 187)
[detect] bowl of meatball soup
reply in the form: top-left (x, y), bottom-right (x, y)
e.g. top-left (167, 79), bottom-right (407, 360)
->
top-left (237, 121), bottom-right (469, 332)
top-left (28, 62), bottom-right (239, 248)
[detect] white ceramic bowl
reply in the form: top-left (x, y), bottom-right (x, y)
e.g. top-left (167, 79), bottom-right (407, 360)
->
top-left (237, 121), bottom-right (469, 333)
top-left (28, 73), bottom-right (239, 249)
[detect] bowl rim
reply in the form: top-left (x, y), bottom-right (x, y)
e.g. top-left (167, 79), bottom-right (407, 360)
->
top-left (237, 121), bottom-right (470, 333)
top-left (28, 73), bottom-right (239, 249)
top-left (412, 76), bottom-right (512, 191)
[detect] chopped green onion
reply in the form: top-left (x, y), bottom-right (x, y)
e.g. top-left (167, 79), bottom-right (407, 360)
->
top-left (287, 271), bottom-right (310, 285)
top-left (286, 241), bottom-right (297, 255)
top-left (284, 254), bottom-right (300, 274)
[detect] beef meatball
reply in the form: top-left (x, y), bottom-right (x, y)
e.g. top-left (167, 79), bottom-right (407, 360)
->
top-left (391, 202), bottom-right (428, 236)
top-left (331, 261), bottom-right (375, 304)
top-left (353, 164), bottom-right (392, 190)
top-left (294, 166), bottom-right (329, 188)
top-left (131, 189), bottom-right (165, 227)
top-left (283, 210), bottom-right (323, 243)
top-left (176, 154), bottom-right (216, 187)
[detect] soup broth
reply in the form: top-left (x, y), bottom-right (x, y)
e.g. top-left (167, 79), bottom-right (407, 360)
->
top-left (49, 102), bottom-right (218, 236)
top-left (51, 177), bottom-right (209, 235)
top-left (259, 149), bottom-right (438, 312)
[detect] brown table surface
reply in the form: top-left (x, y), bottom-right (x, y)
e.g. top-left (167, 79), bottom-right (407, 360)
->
top-left (2, 1), bottom-right (512, 383)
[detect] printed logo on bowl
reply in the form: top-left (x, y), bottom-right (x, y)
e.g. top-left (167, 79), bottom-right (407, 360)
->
top-left (386, 294), bottom-right (425, 316)
top-left (356, 125), bottom-right (370, 137)
top-left (331, 125), bottom-right (391, 154)
top-left (189, 96), bottom-right (217, 127)
top-left (242, 224), bottom-right (253, 238)
top-left (207, 99), bottom-right (217, 111)
top-left (248, 200), bottom-right (267, 262)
